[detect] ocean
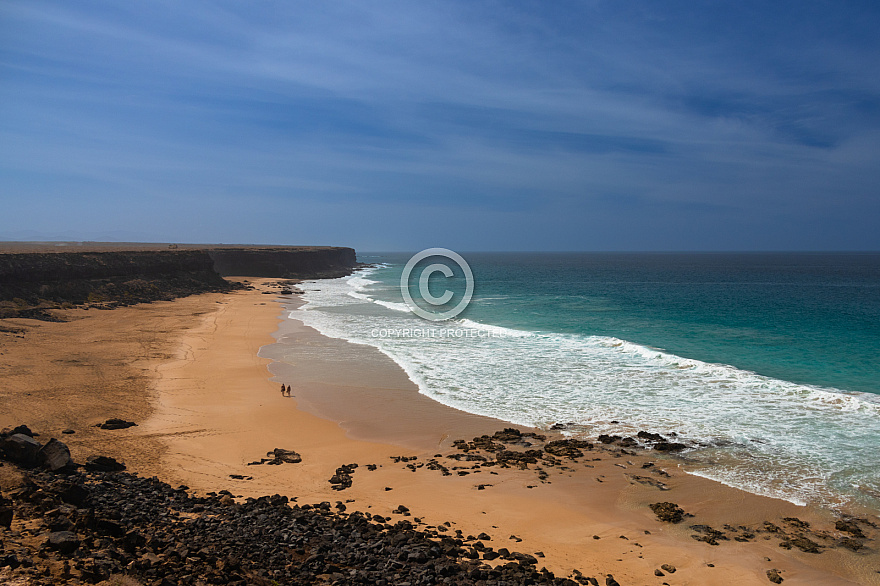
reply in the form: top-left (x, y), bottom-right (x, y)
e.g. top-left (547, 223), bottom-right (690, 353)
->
top-left (289, 252), bottom-right (880, 511)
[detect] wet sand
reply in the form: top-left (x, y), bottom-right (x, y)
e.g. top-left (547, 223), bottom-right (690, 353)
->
top-left (2, 280), bottom-right (878, 584)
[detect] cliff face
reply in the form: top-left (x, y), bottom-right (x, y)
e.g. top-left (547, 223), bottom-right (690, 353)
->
top-left (207, 247), bottom-right (356, 278)
top-left (0, 245), bottom-right (358, 319)
top-left (0, 250), bottom-right (234, 317)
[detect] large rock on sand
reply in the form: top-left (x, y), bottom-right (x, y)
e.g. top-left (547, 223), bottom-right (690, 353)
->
top-left (0, 433), bottom-right (42, 467)
top-left (39, 438), bottom-right (74, 471)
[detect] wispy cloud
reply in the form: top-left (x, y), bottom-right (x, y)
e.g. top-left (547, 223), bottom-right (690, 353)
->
top-left (1, 0), bottom-right (879, 249)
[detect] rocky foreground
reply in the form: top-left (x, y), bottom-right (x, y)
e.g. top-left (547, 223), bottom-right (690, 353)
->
top-left (1, 431), bottom-right (617, 586)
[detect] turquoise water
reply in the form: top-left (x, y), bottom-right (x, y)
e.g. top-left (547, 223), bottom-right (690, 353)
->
top-left (293, 252), bottom-right (880, 509)
top-left (415, 253), bottom-right (880, 395)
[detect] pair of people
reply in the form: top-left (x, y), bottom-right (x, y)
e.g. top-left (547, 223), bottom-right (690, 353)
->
top-left (280, 384), bottom-right (292, 397)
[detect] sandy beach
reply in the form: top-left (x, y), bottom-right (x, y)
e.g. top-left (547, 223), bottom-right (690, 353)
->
top-left (2, 280), bottom-right (878, 585)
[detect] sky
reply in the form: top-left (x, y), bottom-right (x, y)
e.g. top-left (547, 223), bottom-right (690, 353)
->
top-left (1, 1), bottom-right (879, 251)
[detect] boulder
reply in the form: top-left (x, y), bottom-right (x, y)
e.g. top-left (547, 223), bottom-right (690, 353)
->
top-left (39, 438), bottom-right (74, 471)
top-left (0, 433), bottom-right (42, 467)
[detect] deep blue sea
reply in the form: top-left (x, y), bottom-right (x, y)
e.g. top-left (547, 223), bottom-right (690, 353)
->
top-left (292, 252), bottom-right (880, 510)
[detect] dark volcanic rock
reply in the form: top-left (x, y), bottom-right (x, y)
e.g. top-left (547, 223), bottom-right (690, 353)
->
top-left (495, 449), bottom-right (544, 466)
top-left (271, 447), bottom-right (302, 464)
top-left (780, 535), bottom-right (822, 554)
top-left (3, 424), bottom-right (35, 437)
top-left (544, 439), bottom-right (593, 458)
top-left (835, 519), bottom-right (865, 538)
top-left (637, 430), bottom-right (665, 442)
top-left (44, 531), bottom-right (80, 554)
top-left (0, 441), bottom-right (621, 585)
top-left (85, 455), bottom-right (126, 472)
top-left (690, 524), bottom-right (728, 545)
top-left (649, 502), bottom-right (686, 524)
top-left (0, 433), bottom-right (42, 467)
top-left (39, 438), bottom-right (74, 471)
top-left (98, 418), bottom-right (137, 430)
top-left (653, 441), bottom-right (688, 452)
top-left (767, 568), bottom-right (784, 583)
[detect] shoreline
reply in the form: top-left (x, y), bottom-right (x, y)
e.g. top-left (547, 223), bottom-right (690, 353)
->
top-left (280, 275), bottom-right (879, 516)
top-left (2, 280), bottom-right (878, 584)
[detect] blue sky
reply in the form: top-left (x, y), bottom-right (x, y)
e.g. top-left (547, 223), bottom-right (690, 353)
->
top-left (1, 1), bottom-right (879, 251)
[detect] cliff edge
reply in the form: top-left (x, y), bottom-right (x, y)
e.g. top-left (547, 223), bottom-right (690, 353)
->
top-left (0, 243), bottom-right (357, 319)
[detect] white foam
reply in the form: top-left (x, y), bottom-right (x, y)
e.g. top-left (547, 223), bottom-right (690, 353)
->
top-left (372, 299), bottom-right (411, 312)
top-left (288, 267), bottom-right (880, 509)
top-left (456, 318), bottom-right (533, 338)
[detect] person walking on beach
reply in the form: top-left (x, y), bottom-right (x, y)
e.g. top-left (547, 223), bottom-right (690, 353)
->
top-left (286, 384), bottom-right (292, 397)
top-left (281, 383), bottom-right (286, 396)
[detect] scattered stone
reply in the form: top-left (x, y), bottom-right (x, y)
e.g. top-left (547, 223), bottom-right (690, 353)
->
top-left (660, 563), bottom-right (676, 573)
top-left (767, 568), bottom-right (784, 583)
top-left (649, 502), bottom-right (686, 524)
top-left (654, 568), bottom-right (665, 576)
top-left (61, 429), bottom-right (75, 434)
top-left (97, 418), bottom-right (137, 430)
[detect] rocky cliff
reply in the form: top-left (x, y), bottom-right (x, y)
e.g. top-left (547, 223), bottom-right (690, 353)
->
top-left (207, 246), bottom-right (356, 278)
top-left (0, 244), bottom-right (357, 319)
